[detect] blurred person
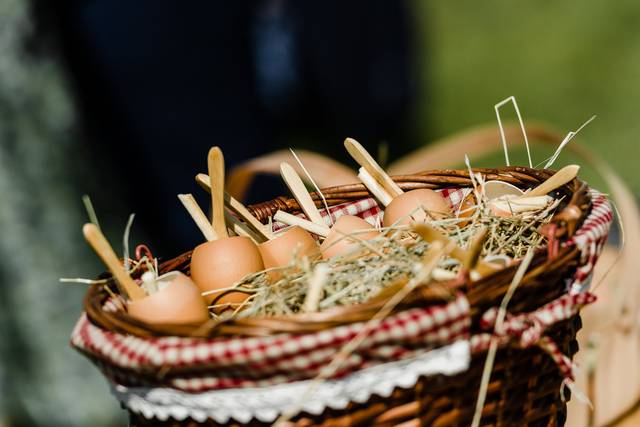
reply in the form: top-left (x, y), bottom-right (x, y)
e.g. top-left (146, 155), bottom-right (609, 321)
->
top-left (39, 0), bottom-right (418, 257)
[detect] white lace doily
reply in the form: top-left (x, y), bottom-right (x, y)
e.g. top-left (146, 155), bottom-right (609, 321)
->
top-left (112, 340), bottom-right (470, 424)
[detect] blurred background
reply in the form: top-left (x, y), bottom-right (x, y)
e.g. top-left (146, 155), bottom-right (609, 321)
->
top-left (1, 0), bottom-right (639, 425)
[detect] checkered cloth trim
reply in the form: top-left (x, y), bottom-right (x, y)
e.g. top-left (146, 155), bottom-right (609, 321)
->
top-left (71, 294), bottom-right (470, 392)
top-left (565, 189), bottom-right (613, 292)
top-left (471, 292), bottom-right (597, 381)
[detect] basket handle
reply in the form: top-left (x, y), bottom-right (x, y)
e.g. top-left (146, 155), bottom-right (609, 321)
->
top-left (387, 123), bottom-right (639, 328)
top-left (226, 149), bottom-right (357, 201)
top-left (387, 123), bottom-right (563, 174)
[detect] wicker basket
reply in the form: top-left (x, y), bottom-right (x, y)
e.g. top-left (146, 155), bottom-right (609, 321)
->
top-left (72, 166), bottom-right (612, 426)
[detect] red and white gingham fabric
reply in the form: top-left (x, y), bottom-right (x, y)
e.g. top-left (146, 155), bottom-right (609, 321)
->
top-left (71, 186), bottom-right (612, 393)
top-left (566, 189), bottom-right (614, 291)
top-left (471, 291), bottom-right (597, 381)
top-left (72, 294), bottom-right (470, 392)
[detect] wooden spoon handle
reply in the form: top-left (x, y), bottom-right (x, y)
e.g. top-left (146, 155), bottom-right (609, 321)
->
top-left (224, 210), bottom-right (262, 243)
top-left (207, 147), bottom-right (228, 239)
top-left (357, 167), bottom-right (394, 206)
top-left (82, 223), bottom-right (146, 301)
top-left (280, 162), bottom-right (326, 226)
top-left (178, 194), bottom-right (217, 242)
top-left (195, 173), bottom-right (272, 241)
top-left (273, 210), bottom-right (330, 238)
top-left (527, 164), bottom-right (580, 197)
top-left (344, 137), bottom-right (403, 198)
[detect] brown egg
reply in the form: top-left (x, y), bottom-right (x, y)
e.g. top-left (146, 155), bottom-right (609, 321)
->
top-left (127, 272), bottom-right (209, 325)
top-left (258, 226), bottom-right (320, 270)
top-left (383, 189), bottom-right (451, 228)
top-left (190, 236), bottom-right (264, 306)
top-left (320, 215), bottom-right (380, 259)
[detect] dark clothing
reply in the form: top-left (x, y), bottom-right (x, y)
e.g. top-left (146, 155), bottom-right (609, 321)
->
top-left (38, 0), bottom-right (417, 256)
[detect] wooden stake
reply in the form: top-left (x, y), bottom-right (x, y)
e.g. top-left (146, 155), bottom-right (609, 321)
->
top-left (195, 173), bottom-right (272, 242)
top-left (273, 210), bottom-right (330, 238)
top-left (302, 264), bottom-right (330, 313)
top-left (358, 167), bottom-right (394, 206)
top-left (344, 137), bottom-right (403, 198)
top-left (224, 210), bottom-right (261, 243)
top-left (178, 194), bottom-right (217, 242)
top-left (82, 223), bottom-right (146, 301)
top-left (527, 165), bottom-right (580, 198)
top-left (207, 147), bottom-right (228, 239)
top-left (489, 196), bottom-right (551, 216)
top-left (280, 162), bottom-right (326, 226)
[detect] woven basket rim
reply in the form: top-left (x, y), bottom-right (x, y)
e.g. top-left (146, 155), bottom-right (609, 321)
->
top-left (83, 166), bottom-right (592, 338)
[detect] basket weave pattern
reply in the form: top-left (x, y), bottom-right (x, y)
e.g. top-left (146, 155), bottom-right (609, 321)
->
top-left (72, 167), bottom-right (613, 426)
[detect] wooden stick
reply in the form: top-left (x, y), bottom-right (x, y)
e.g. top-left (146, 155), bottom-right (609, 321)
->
top-left (82, 223), bottom-right (146, 301)
top-left (273, 210), bottom-right (330, 238)
top-left (223, 182), bottom-right (272, 241)
top-left (224, 210), bottom-right (261, 243)
top-left (280, 162), bottom-right (326, 226)
top-left (207, 147), bottom-right (228, 239)
top-left (302, 264), bottom-right (330, 313)
top-left (526, 164), bottom-right (580, 197)
top-left (344, 137), bottom-right (403, 198)
top-left (489, 196), bottom-right (551, 215)
top-left (195, 173), bottom-right (272, 241)
top-left (289, 148), bottom-right (335, 226)
top-left (358, 167), bottom-right (394, 206)
top-left (178, 194), bottom-right (217, 242)
top-left (412, 223), bottom-right (500, 278)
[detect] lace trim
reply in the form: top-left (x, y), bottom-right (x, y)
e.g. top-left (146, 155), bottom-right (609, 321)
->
top-left (112, 340), bottom-right (470, 424)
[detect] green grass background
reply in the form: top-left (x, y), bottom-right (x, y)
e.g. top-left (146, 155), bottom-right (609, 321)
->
top-left (411, 0), bottom-right (640, 193)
